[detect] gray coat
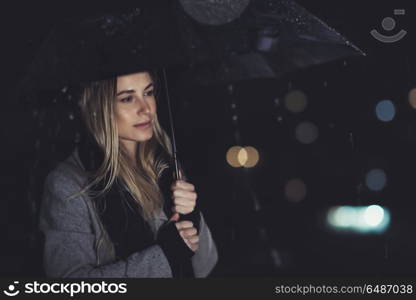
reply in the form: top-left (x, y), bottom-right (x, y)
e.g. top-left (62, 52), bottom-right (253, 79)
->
top-left (38, 149), bottom-right (218, 278)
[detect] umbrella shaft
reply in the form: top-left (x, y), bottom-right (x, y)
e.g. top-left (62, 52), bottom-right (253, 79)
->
top-left (162, 68), bottom-right (181, 181)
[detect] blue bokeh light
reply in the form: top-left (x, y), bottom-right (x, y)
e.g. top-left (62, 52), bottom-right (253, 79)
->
top-left (365, 168), bottom-right (387, 192)
top-left (375, 100), bottom-right (396, 122)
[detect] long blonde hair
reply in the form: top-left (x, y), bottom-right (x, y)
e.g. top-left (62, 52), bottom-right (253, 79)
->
top-left (68, 70), bottom-right (174, 222)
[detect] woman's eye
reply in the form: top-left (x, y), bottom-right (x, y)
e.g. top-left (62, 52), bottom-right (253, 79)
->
top-left (144, 89), bottom-right (154, 97)
top-left (121, 96), bottom-right (133, 103)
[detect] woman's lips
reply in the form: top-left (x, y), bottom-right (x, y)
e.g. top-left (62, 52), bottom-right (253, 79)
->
top-left (134, 120), bottom-right (151, 128)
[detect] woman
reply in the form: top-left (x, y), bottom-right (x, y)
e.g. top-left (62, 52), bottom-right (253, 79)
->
top-left (38, 70), bottom-right (218, 278)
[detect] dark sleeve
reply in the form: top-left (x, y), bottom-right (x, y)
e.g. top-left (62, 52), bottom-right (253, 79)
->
top-left (177, 164), bottom-right (201, 232)
top-left (156, 220), bottom-right (195, 277)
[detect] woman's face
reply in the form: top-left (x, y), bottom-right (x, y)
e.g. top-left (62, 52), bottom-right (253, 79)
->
top-left (115, 72), bottom-right (156, 144)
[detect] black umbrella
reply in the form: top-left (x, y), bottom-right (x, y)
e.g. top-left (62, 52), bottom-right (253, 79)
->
top-left (177, 0), bottom-right (366, 85)
top-left (18, 0), bottom-right (364, 180)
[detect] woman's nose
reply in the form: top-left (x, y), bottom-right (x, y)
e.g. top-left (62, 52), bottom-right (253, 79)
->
top-left (136, 97), bottom-right (150, 113)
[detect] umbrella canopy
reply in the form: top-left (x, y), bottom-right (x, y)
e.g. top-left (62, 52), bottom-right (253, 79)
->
top-left (18, 0), bottom-right (206, 94)
top-left (18, 0), bottom-right (365, 187)
top-left (18, 0), bottom-right (364, 97)
top-left (178, 0), bottom-right (366, 85)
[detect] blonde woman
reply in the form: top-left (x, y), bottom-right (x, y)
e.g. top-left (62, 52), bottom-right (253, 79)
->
top-left (38, 70), bottom-right (218, 278)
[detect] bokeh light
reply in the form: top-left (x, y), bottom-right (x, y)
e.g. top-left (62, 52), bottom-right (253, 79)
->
top-left (363, 205), bottom-right (384, 227)
top-left (237, 147), bottom-right (248, 166)
top-left (226, 146), bottom-right (260, 168)
top-left (327, 205), bottom-right (390, 233)
top-left (243, 146), bottom-right (259, 168)
top-left (295, 121), bottom-right (319, 144)
top-left (284, 90), bottom-right (307, 113)
top-left (365, 168), bottom-right (387, 191)
top-left (285, 178), bottom-right (307, 202)
top-left (408, 88), bottom-right (416, 109)
top-left (327, 206), bottom-right (356, 227)
top-left (375, 99), bottom-right (396, 122)
top-left (226, 146), bottom-right (243, 167)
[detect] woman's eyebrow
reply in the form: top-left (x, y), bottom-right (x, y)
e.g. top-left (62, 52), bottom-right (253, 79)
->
top-left (116, 82), bottom-right (154, 96)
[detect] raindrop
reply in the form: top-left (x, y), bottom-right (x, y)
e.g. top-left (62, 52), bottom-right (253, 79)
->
top-left (232, 115), bottom-right (238, 121)
top-left (68, 113), bottom-right (75, 120)
top-left (270, 248), bottom-right (282, 267)
top-left (74, 132), bottom-right (81, 143)
top-left (52, 98), bottom-right (57, 103)
top-left (230, 227), bottom-right (235, 241)
top-left (323, 81), bottom-right (328, 88)
top-left (274, 97), bottom-right (280, 106)
top-left (254, 198), bottom-right (261, 211)
top-left (61, 86), bottom-right (68, 94)
top-left (277, 116), bottom-right (283, 122)
top-left (231, 103), bottom-right (236, 109)
top-left (35, 139), bottom-right (40, 150)
top-left (105, 16), bottom-right (113, 24)
top-left (258, 226), bottom-right (267, 240)
top-left (227, 84), bottom-right (234, 94)
top-left (234, 131), bottom-right (241, 143)
top-left (32, 110), bottom-right (38, 118)
top-left (343, 60), bottom-right (347, 67)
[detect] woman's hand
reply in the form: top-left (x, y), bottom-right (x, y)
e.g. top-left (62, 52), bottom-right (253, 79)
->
top-left (170, 179), bottom-right (197, 216)
top-left (175, 220), bottom-right (199, 252)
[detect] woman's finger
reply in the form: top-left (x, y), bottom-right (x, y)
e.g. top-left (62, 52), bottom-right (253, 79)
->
top-left (173, 205), bottom-right (194, 215)
top-left (173, 197), bottom-right (196, 207)
top-left (187, 235), bottom-right (199, 244)
top-left (175, 221), bottom-right (193, 230)
top-left (171, 180), bottom-right (195, 192)
top-left (182, 227), bottom-right (197, 237)
top-left (172, 189), bottom-right (197, 201)
top-left (169, 213), bottom-right (180, 222)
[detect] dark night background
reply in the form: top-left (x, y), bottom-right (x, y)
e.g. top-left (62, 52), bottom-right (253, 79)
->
top-left (1, 0), bottom-right (416, 277)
